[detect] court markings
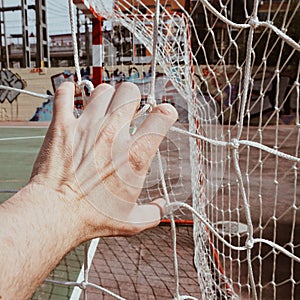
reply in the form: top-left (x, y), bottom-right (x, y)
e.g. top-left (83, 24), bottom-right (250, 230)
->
top-left (70, 238), bottom-right (100, 299)
top-left (0, 136), bottom-right (45, 142)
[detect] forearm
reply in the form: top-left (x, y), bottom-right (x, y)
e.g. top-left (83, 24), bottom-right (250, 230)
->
top-left (0, 183), bottom-right (83, 299)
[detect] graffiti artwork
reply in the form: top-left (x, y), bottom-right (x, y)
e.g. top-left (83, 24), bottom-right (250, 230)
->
top-left (0, 70), bottom-right (26, 103)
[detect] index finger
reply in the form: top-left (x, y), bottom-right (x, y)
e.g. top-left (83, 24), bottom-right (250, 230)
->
top-left (106, 82), bottom-right (141, 130)
top-left (52, 82), bottom-right (75, 123)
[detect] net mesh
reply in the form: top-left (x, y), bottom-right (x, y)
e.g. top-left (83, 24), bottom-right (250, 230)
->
top-left (87, 0), bottom-right (300, 299)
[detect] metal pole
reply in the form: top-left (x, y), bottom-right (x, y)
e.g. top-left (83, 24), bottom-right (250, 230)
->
top-left (92, 17), bottom-right (103, 86)
top-left (35, 0), bottom-right (42, 67)
top-left (21, 0), bottom-right (31, 68)
top-left (35, 0), bottom-right (50, 68)
top-left (0, 6), bottom-right (2, 69)
top-left (1, 0), bottom-right (9, 68)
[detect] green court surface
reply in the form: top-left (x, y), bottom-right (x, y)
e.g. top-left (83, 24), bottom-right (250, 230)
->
top-left (0, 127), bottom-right (47, 203)
top-left (0, 126), bottom-right (86, 299)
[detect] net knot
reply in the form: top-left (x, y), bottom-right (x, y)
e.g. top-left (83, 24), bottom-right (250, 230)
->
top-left (229, 138), bottom-right (239, 149)
top-left (246, 238), bottom-right (254, 249)
top-left (79, 280), bottom-right (88, 290)
top-left (77, 79), bottom-right (94, 94)
top-left (147, 94), bottom-right (156, 108)
top-left (248, 17), bottom-right (259, 28)
top-left (281, 27), bottom-right (287, 33)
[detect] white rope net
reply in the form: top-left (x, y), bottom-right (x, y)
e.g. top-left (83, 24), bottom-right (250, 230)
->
top-left (89, 0), bottom-right (300, 299)
top-left (0, 0), bottom-right (299, 299)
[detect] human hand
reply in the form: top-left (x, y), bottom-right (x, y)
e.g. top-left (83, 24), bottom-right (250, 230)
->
top-left (30, 82), bottom-right (178, 240)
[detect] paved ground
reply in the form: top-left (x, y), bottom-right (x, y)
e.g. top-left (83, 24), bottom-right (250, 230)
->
top-left (85, 226), bottom-right (200, 300)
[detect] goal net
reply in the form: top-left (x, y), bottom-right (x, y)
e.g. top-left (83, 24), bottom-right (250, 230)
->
top-left (71, 0), bottom-right (300, 299)
top-left (0, 0), bottom-right (293, 298)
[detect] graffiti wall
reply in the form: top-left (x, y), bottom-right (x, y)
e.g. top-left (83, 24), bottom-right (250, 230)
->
top-left (0, 70), bottom-right (26, 120)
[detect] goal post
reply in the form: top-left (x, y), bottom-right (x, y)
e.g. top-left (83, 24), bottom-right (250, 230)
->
top-left (73, 0), bottom-right (115, 86)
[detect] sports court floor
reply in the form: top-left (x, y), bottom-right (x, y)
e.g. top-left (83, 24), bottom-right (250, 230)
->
top-left (1, 123), bottom-right (299, 299)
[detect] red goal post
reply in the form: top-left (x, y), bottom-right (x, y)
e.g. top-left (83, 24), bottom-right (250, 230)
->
top-left (73, 0), bottom-right (114, 86)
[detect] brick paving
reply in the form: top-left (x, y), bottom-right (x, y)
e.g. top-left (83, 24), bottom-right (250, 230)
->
top-left (84, 225), bottom-right (201, 299)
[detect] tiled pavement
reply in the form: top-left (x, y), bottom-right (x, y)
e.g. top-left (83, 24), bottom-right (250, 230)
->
top-left (84, 225), bottom-right (201, 299)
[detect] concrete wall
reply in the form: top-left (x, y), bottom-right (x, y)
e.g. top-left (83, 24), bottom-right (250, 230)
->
top-left (0, 66), bottom-right (158, 121)
top-left (0, 67), bottom-right (76, 121)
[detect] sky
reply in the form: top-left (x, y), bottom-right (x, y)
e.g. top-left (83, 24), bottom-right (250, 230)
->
top-left (2, 0), bottom-right (82, 38)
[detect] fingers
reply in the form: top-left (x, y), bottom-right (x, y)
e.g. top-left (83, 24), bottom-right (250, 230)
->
top-left (52, 82), bottom-right (75, 122)
top-left (129, 103), bottom-right (178, 172)
top-left (106, 82), bottom-right (141, 130)
top-left (53, 82), bottom-right (116, 126)
top-left (81, 83), bottom-right (115, 121)
top-left (52, 82), bottom-right (140, 125)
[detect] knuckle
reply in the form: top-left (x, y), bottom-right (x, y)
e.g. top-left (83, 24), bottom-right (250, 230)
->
top-left (128, 139), bottom-right (150, 172)
top-left (98, 120), bottom-right (118, 145)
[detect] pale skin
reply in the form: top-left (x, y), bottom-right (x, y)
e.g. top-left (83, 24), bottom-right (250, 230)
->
top-left (0, 82), bottom-right (178, 299)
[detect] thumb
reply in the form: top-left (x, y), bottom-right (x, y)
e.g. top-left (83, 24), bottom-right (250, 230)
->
top-left (128, 198), bottom-right (166, 232)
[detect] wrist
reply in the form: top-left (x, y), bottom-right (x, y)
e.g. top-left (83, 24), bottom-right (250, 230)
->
top-left (5, 182), bottom-right (85, 248)
top-left (0, 182), bottom-right (87, 298)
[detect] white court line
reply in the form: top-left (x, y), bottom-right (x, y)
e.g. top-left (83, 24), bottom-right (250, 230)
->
top-left (0, 126), bottom-right (49, 129)
top-left (0, 136), bottom-right (45, 142)
top-left (70, 238), bottom-right (100, 300)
